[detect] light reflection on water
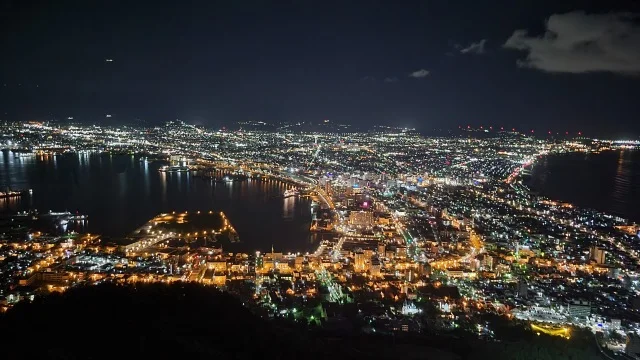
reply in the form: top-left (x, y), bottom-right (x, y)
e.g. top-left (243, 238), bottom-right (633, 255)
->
top-left (0, 152), bottom-right (315, 253)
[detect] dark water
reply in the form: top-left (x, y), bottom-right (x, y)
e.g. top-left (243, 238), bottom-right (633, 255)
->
top-left (527, 150), bottom-right (640, 222)
top-left (0, 152), bottom-right (316, 253)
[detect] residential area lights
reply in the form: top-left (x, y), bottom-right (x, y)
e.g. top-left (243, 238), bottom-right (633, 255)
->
top-left (0, 120), bottom-right (639, 354)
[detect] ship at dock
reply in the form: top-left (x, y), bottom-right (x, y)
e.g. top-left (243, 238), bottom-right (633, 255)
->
top-left (158, 165), bottom-right (189, 173)
top-left (40, 211), bottom-right (88, 221)
top-left (8, 210), bottom-right (88, 234)
top-left (0, 187), bottom-right (32, 198)
top-left (191, 168), bottom-right (250, 183)
top-left (283, 189), bottom-right (299, 198)
top-left (9, 149), bottom-right (36, 157)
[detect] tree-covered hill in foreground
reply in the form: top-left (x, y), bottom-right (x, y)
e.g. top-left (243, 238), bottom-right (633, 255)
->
top-left (0, 282), bottom-right (603, 360)
top-left (0, 283), bottom-right (458, 360)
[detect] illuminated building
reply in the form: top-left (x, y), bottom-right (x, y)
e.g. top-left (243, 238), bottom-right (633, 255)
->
top-left (589, 246), bottom-right (606, 264)
top-left (363, 249), bottom-right (374, 259)
top-left (370, 260), bottom-right (381, 276)
top-left (254, 252), bottom-right (263, 270)
top-left (324, 180), bottom-right (332, 196)
top-left (495, 264), bottom-right (511, 276)
top-left (276, 261), bottom-right (290, 272)
top-left (354, 251), bottom-right (368, 272)
top-left (445, 269), bottom-right (477, 279)
top-left (481, 254), bottom-right (493, 271)
top-left (212, 273), bottom-right (226, 286)
top-left (568, 300), bottom-right (591, 319)
top-left (262, 258), bottom-right (274, 271)
top-left (401, 301), bottom-right (421, 315)
top-left (206, 261), bottom-right (227, 271)
top-left (396, 247), bottom-right (408, 258)
top-left (349, 211), bottom-right (374, 227)
top-left (405, 269), bottom-right (415, 281)
top-left (169, 155), bottom-right (187, 167)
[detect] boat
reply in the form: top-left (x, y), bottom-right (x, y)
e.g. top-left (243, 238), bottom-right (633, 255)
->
top-left (11, 149), bottom-right (35, 157)
top-left (46, 211), bottom-right (72, 216)
top-left (283, 189), bottom-right (299, 198)
top-left (159, 165), bottom-right (189, 172)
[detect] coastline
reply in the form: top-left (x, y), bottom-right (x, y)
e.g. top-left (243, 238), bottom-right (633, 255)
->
top-left (517, 149), bottom-right (639, 224)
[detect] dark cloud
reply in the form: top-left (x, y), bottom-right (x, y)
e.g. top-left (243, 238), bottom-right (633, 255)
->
top-left (504, 11), bottom-right (640, 74)
top-left (384, 77), bottom-right (399, 83)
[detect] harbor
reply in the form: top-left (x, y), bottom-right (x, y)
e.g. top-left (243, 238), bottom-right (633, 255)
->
top-left (1, 209), bottom-right (89, 237)
top-left (1, 152), bottom-right (316, 253)
top-left (120, 210), bottom-right (240, 256)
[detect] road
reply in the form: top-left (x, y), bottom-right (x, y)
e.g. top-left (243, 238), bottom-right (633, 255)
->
top-left (595, 332), bottom-right (634, 360)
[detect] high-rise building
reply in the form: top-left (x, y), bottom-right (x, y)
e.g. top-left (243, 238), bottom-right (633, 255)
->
top-left (370, 259), bottom-right (381, 276)
top-left (354, 251), bottom-right (368, 272)
top-left (589, 246), bottom-right (606, 264)
top-left (482, 254), bottom-right (494, 271)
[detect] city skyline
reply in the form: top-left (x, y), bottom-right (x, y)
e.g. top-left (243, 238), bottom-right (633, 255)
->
top-left (1, 118), bottom-right (639, 359)
top-left (4, 1), bottom-right (640, 359)
top-left (1, 1), bottom-right (640, 137)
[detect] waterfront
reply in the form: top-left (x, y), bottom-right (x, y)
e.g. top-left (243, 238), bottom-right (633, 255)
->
top-left (527, 150), bottom-right (640, 222)
top-left (0, 152), bottom-right (315, 252)
top-left (2, 122), bottom-right (640, 358)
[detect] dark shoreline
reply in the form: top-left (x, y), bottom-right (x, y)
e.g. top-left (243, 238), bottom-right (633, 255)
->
top-left (522, 150), bottom-right (639, 223)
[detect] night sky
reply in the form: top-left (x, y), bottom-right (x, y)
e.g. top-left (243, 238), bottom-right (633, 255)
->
top-left (1, 0), bottom-right (639, 137)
